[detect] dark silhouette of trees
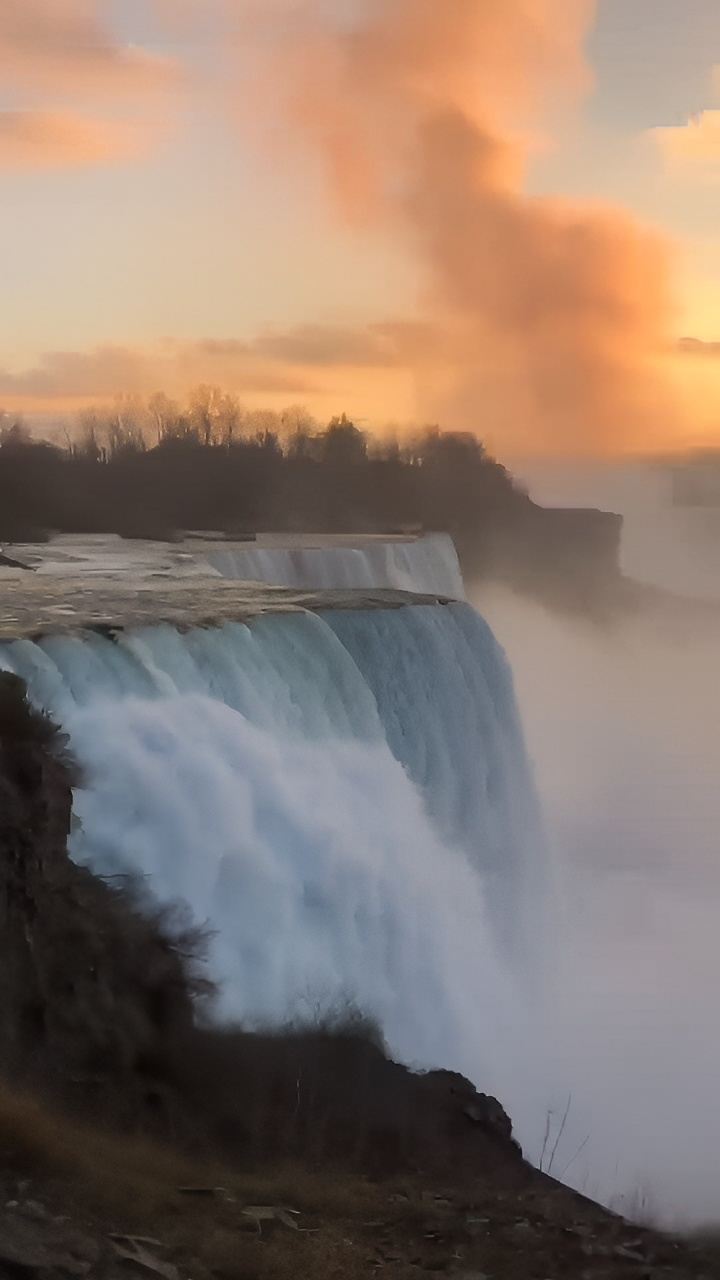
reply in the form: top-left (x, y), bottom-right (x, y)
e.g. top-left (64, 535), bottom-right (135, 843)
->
top-left (0, 391), bottom-right (530, 551)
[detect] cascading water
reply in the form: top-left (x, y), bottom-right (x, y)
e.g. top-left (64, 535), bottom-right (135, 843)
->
top-left (0, 600), bottom-right (541, 1085)
top-left (204, 533), bottom-right (465, 598)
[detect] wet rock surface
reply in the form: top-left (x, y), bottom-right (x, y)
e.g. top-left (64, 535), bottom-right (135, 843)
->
top-left (0, 574), bottom-right (450, 642)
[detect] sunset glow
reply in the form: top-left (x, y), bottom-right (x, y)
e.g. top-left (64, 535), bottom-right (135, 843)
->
top-left (1, 0), bottom-right (719, 455)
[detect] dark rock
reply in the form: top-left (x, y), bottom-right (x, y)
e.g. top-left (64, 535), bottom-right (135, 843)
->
top-left (0, 553), bottom-right (33, 571)
top-left (0, 1211), bottom-right (97, 1278)
top-left (0, 673), bottom-right (196, 1124)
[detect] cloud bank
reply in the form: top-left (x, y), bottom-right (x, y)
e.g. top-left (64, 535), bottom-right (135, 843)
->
top-left (0, 319), bottom-right (449, 405)
top-left (0, 336), bottom-right (332, 402)
top-left (0, 110), bottom-right (144, 170)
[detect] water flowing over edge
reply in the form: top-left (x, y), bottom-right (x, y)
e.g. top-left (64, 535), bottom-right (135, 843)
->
top-left (204, 533), bottom-right (466, 598)
top-left (9, 532), bottom-right (466, 602)
top-left (0, 601), bottom-right (541, 1095)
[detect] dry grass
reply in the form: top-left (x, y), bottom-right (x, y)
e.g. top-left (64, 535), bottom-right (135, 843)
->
top-left (0, 1080), bottom-right (199, 1218)
top-left (0, 1078), bottom-right (392, 1279)
top-left (0, 1080), bottom-right (430, 1280)
top-left (0, 1082), bottom-right (717, 1280)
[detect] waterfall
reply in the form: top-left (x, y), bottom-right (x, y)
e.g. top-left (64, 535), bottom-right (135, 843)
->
top-left (204, 533), bottom-right (466, 598)
top-left (0, 601), bottom-right (540, 1078)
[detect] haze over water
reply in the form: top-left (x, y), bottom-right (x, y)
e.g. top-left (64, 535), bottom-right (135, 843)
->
top-left (481, 471), bottom-right (720, 1225)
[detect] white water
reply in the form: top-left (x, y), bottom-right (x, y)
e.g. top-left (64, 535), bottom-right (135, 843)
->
top-left (0, 603), bottom-right (537, 1084)
top-left (205, 533), bottom-right (465, 598)
top-left (480, 584), bottom-right (720, 1226)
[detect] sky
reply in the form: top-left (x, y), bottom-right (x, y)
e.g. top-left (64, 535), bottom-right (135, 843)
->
top-left (1, 0), bottom-right (719, 456)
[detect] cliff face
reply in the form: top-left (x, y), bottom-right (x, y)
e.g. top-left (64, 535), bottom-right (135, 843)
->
top-left (460, 504), bottom-right (624, 606)
top-left (0, 673), bottom-right (194, 1116)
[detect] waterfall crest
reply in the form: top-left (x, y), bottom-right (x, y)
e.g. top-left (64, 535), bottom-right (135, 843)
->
top-left (205, 533), bottom-right (465, 598)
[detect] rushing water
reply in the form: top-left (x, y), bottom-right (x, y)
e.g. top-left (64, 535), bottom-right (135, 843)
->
top-left (0, 602), bottom-right (540, 1080)
top-left (204, 533), bottom-right (465, 597)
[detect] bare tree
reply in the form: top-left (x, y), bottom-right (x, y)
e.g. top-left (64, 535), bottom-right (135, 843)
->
top-left (189, 384), bottom-right (224, 447)
top-left (148, 391), bottom-right (180, 446)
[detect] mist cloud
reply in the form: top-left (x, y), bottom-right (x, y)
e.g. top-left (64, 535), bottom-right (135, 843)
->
top-left (482, 582), bottom-right (720, 1224)
top-left (241, 0), bottom-right (678, 454)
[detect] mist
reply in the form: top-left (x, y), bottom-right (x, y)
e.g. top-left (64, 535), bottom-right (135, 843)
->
top-left (245, 0), bottom-right (678, 454)
top-left (476, 569), bottom-right (720, 1226)
top-left (519, 454), bottom-right (720, 600)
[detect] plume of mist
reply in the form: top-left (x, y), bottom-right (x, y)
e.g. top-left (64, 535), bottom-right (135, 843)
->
top-left (480, 576), bottom-right (720, 1226)
top-left (242, 0), bottom-right (678, 455)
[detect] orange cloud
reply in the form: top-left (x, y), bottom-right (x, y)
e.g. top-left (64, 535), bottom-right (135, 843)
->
top-left (654, 110), bottom-right (720, 174)
top-left (239, 0), bottom-right (679, 455)
top-left (249, 321), bottom-right (436, 368)
top-left (0, 327), bottom-right (431, 425)
top-left (0, 321), bottom-right (451, 405)
top-left (0, 339), bottom-right (320, 401)
top-left (0, 2), bottom-right (181, 173)
top-left (0, 110), bottom-right (144, 170)
top-left (0, 0), bottom-right (179, 96)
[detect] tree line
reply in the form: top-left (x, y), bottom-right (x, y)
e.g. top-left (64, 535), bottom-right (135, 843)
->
top-left (0, 388), bottom-right (531, 563)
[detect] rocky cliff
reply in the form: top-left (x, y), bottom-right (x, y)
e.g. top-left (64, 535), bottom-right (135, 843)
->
top-left (0, 672), bottom-right (195, 1118)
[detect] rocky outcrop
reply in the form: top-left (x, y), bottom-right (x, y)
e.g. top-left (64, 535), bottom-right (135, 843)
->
top-left (459, 504), bottom-right (624, 608)
top-left (0, 672), bottom-right (195, 1118)
top-left (165, 1023), bottom-right (520, 1176)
